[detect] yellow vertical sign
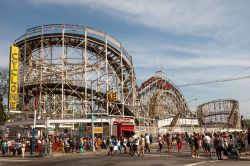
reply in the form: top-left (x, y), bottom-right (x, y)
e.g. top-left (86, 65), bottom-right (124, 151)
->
top-left (8, 46), bottom-right (19, 110)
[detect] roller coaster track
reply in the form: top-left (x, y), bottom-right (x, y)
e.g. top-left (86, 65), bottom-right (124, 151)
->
top-left (20, 83), bottom-right (134, 116)
top-left (11, 24), bottom-right (136, 120)
top-left (197, 99), bottom-right (240, 128)
top-left (15, 26), bottom-right (134, 94)
top-left (138, 74), bottom-right (189, 127)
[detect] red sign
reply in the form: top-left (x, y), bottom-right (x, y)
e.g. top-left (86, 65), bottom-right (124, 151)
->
top-left (120, 125), bottom-right (134, 131)
top-left (115, 118), bottom-right (134, 123)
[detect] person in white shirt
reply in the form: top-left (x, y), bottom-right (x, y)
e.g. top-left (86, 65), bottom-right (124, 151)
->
top-left (204, 134), bottom-right (211, 158)
top-left (21, 141), bottom-right (26, 158)
top-left (123, 138), bottom-right (127, 153)
top-left (145, 134), bottom-right (150, 152)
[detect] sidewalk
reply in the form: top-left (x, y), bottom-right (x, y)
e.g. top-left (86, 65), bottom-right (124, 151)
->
top-left (0, 149), bottom-right (109, 158)
top-left (50, 149), bottom-right (108, 158)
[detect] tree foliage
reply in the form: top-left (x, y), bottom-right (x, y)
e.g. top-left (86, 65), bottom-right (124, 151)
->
top-left (0, 67), bottom-right (8, 124)
top-left (242, 119), bottom-right (250, 129)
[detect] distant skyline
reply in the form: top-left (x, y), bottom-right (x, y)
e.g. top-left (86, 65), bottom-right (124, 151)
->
top-left (1, 0), bottom-right (250, 115)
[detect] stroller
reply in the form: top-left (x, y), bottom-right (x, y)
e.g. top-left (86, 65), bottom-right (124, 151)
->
top-left (227, 144), bottom-right (241, 160)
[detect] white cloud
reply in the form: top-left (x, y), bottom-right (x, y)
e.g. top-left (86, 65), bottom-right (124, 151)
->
top-left (29, 0), bottom-right (249, 39)
top-left (0, 41), bottom-right (12, 68)
top-left (132, 49), bottom-right (250, 69)
top-left (24, 0), bottom-right (250, 115)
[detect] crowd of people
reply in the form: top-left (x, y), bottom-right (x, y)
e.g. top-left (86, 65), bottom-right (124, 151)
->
top-left (106, 130), bottom-right (249, 160)
top-left (0, 137), bottom-right (100, 157)
top-left (0, 130), bottom-right (249, 160)
top-left (156, 131), bottom-right (249, 160)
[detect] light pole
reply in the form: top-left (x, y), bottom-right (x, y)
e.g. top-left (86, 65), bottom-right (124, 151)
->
top-left (91, 81), bottom-right (95, 152)
top-left (31, 87), bottom-right (39, 156)
top-left (90, 75), bottom-right (110, 152)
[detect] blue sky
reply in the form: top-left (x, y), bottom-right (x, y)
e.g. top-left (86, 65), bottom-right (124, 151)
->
top-left (1, 0), bottom-right (250, 116)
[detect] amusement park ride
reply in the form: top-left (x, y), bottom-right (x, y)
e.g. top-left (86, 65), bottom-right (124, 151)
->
top-left (1, 24), bottom-right (242, 138)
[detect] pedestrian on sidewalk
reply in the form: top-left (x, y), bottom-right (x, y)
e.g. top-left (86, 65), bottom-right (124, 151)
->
top-left (108, 137), bottom-right (114, 156)
top-left (21, 140), bottom-right (26, 157)
top-left (79, 138), bottom-right (84, 154)
top-left (48, 139), bottom-right (53, 157)
top-left (214, 134), bottom-right (222, 160)
top-left (158, 134), bottom-right (163, 154)
top-left (166, 133), bottom-right (172, 153)
top-left (145, 134), bottom-right (151, 153)
top-left (132, 136), bottom-right (140, 156)
top-left (149, 135), bottom-right (153, 144)
top-left (123, 137), bottom-right (127, 153)
top-left (139, 134), bottom-right (145, 157)
top-left (204, 133), bottom-right (212, 158)
top-left (189, 134), bottom-right (195, 157)
top-left (176, 133), bottom-right (182, 153)
top-left (1, 140), bottom-right (7, 155)
top-left (117, 138), bottom-right (122, 154)
top-left (193, 133), bottom-right (200, 158)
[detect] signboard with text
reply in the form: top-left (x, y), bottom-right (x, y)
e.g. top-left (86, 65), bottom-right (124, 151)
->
top-left (115, 118), bottom-right (134, 124)
top-left (94, 127), bottom-right (103, 133)
top-left (8, 46), bottom-right (19, 111)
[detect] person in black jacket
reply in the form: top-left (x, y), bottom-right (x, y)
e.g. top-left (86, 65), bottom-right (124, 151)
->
top-left (214, 134), bottom-right (223, 160)
top-left (149, 135), bottom-right (153, 144)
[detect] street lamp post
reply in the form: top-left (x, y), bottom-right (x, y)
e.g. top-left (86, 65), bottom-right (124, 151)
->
top-left (91, 81), bottom-right (95, 152)
top-left (90, 75), bottom-right (110, 152)
top-left (31, 88), bottom-right (38, 156)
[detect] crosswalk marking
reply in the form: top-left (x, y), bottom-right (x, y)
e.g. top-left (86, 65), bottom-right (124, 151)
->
top-left (0, 158), bottom-right (31, 162)
top-left (184, 160), bottom-right (219, 166)
top-left (184, 161), bottom-right (207, 166)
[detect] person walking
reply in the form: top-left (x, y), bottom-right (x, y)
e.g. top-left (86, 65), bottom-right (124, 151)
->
top-left (79, 138), bottom-right (84, 154)
top-left (214, 134), bottom-right (223, 160)
top-left (139, 134), bottom-right (145, 157)
top-left (1, 140), bottom-right (7, 155)
top-left (117, 138), bottom-right (122, 154)
top-left (204, 133), bottom-right (212, 158)
top-left (189, 134), bottom-right (195, 157)
top-left (193, 133), bottom-right (200, 158)
top-left (145, 134), bottom-right (151, 153)
top-left (158, 134), bottom-right (163, 154)
top-left (176, 133), bottom-right (182, 153)
top-left (149, 135), bottom-right (153, 144)
top-left (21, 141), bottom-right (26, 157)
top-left (108, 137), bottom-right (114, 156)
top-left (132, 136), bottom-right (140, 156)
top-left (123, 137), bottom-right (127, 154)
top-left (166, 133), bottom-right (172, 153)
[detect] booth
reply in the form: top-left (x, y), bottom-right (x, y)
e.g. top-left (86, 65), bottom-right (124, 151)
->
top-left (114, 118), bottom-right (134, 138)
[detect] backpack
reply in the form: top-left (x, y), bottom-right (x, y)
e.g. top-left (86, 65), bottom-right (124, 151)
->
top-left (189, 137), bottom-right (194, 145)
top-left (134, 138), bottom-right (138, 144)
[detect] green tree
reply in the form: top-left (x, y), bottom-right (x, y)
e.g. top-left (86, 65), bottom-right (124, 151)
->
top-left (243, 119), bottom-right (250, 129)
top-left (0, 67), bottom-right (8, 125)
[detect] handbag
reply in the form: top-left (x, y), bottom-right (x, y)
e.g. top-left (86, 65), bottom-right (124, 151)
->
top-left (114, 145), bottom-right (118, 151)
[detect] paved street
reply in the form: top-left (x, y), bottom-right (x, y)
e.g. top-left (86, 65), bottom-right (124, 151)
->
top-left (1, 147), bottom-right (249, 166)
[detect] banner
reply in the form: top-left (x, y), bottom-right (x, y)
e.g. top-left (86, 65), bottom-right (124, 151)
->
top-left (8, 46), bottom-right (19, 110)
top-left (94, 127), bottom-right (103, 133)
